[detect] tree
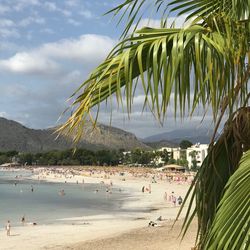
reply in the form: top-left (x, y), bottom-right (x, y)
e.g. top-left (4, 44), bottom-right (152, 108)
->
top-left (19, 153), bottom-right (33, 165)
top-left (179, 140), bottom-right (193, 149)
top-left (189, 150), bottom-right (198, 171)
top-left (60, 1), bottom-right (250, 249)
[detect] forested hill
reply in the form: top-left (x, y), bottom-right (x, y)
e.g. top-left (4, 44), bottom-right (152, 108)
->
top-left (0, 117), bottom-right (149, 152)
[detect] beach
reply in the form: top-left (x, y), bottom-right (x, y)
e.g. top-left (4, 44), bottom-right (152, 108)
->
top-left (59, 219), bottom-right (197, 250)
top-left (0, 167), bottom-right (196, 250)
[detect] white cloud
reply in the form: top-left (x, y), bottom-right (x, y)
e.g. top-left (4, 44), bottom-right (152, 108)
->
top-left (0, 52), bottom-right (60, 74)
top-left (40, 28), bottom-right (54, 34)
top-left (19, 16), bottom-right (45, 27)
top-left (13, 0), bottom-right (41, 12)
top-left (39, 34), bottom-right (116, 62)
top-left (0, 18), bottom-right (15, 27)
top-left (0, 111), bottom-right (9, 118)
top-left (68, 18), bottom-right (80, 26)
top-left (61, 9), bottom-right (71, 17)
top-left (65, 0), bottom-right (79, 7)
top-left (0, 4), bottom-right (10, 14)
top-left (0, 34), bottom-right (116, 75)
top-left (44, 1), bottom-right (72, 16)
top-left (0, 28), bottom-right (20, 38)
top-left (44, 1), bottom-right (57, 11)
top-left (0, 42), bottom-right (23, 52)
top-left (131, 15), bottom-right (192, 32)
top-left (79, 10), bottom-right (94, 19)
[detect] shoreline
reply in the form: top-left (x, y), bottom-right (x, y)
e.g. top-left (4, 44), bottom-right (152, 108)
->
top-left (0, 166), bottom-right (195, 250)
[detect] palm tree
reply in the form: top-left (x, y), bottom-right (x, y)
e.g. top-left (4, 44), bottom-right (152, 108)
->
top-left (59, 1), bottom-right (250, 249)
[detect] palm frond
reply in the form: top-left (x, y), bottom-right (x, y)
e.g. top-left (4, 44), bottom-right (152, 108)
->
top-left (176, 107), bottom-right (250, 249)
top-left (204, 149), bottom-right (250, 250)
top-left (168, 0), bottom-right (250, 22)
top-left (105, 0), bottom-right (165, 38)
top-left (105, 0), bottom-right (249, 39)
top-left (59, 18), bottom-right (249, 141)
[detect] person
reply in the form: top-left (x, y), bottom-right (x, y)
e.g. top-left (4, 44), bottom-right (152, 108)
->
top-left (59, 189), bottom-right (65, 196)
top-left (164, 192), bottom-right (168, 201)
top-left (177, 196), bottom-right (183, 205)
top-left (172, 196), bottom-right (176, 206)
top-left (142, 186), bottom-right (145, 193)
top-left (21, 215), bottom-right (25, 225)
top-left (148, 184), bottom-right (151, 194)
top-left (148, 221), bottom-right (157, 227)
top-left (156, 216), bottom-right (162, 221)
top-left (5, 220), bottom-right (11, 236)
top-left (31, 185), bottom-right (34, 192)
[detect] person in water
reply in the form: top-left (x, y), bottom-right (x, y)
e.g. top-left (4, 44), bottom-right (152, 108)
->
top-left (21, 215), bottom-right (25, 225)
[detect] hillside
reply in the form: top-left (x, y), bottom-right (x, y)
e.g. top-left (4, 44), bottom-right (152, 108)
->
top-left (0, 118), bottom-right (149, 152)
top-left (143, 128), bottom-right (217, 144)
top-left (144, 140), bottom-right (178, 149)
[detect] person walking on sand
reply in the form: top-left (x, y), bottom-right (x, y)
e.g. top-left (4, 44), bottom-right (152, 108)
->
top-left (6, 220), bottom-right (11, 236)
top-left (148, 184), bottom-right (151, 194)
top-left (164, 192), bottom-right (168, 201)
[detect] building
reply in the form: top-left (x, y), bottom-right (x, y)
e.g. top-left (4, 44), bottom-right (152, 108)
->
top-left (186, 143), bottom-right (209, 169)
top-left (156, 164), bottom-right (186, 172)
top-left (158, 147), bottom-right (181, 161)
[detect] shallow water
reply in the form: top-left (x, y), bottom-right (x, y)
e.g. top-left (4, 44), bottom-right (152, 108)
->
top-left (0, 170), bottom-right (129, 227)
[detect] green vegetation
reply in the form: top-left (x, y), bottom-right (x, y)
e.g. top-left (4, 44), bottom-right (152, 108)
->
top-left (179, 140), bottom-right (193, 149)
top-left (0, 149), bottom-right (122, 166)
top-left (59, 1), bottom-right (250, 249)
top-left (189, 151), bottom-right (198, 171)
top-left (0, 148), bottom-right (188, 168)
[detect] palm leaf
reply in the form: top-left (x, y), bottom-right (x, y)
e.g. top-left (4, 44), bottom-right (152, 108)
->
top-left (105, 0), bottom-right (250, 38)
top-left (168, 0), bottom-right (250, 22)
top-left (59, 18), bottom-right (249, 141)
top-left (205, 149), bottom-right (250, 250)
top-left (176, 107), bottom-right (250, 249)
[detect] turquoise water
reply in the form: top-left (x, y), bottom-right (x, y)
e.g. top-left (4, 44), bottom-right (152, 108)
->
top-left (0, 170), bottom-right (129, 227)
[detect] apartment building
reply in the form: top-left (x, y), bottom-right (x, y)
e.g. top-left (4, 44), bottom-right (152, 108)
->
top-left (186, 143), bottom-right (209, 168)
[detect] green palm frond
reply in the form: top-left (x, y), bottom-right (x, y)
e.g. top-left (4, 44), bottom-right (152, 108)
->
top-left (59, 1), bottom-right (250, 249)
top-left (168, 0), bottom-right (250, 22)
top-left (177, 107), bottom-right (250, 249)
top-left (59, 18), bottom-right (249, 140)
top-left (204, 149), bottom-right (250, 250)
top-left (105, 0), bottom-right (164, 38)
top-left (106, 0), bottom-right (250, 38)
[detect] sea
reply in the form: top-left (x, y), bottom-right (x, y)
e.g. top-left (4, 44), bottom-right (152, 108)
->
top-left (0, 169), bottom-right (131, 228)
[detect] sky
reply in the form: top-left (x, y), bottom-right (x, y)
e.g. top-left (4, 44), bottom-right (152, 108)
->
top-left (0, 0), bottom-right (214, 138)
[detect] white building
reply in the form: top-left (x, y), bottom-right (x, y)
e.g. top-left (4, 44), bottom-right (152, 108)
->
top-left (186, 143), bottom-right (209, 169)
top-left (158, 147), bottom-right (181, 161)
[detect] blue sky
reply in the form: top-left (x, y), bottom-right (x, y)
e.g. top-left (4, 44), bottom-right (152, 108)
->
top-left (0, 0), bottom-right (213, 138)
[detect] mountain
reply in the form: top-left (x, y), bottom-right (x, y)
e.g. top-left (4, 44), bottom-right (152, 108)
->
top-left (143, 128), bottom-right (217, 144)
top-left (0, 117), bottom-right (149, 152)
top-left (144, 140), bottom-right (178, 149)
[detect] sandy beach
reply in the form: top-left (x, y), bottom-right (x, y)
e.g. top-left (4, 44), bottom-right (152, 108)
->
top-left (0, 167), bottom-right (196, 250)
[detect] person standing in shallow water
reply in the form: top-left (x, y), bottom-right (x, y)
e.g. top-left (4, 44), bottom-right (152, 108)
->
top-left (21, 215), bottom-right (25, 225)
top-left (5, 220), bottom-right (11, 236)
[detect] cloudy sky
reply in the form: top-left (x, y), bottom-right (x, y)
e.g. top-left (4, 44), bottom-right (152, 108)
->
top-left (0, 0), bottom-right (214, 138)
